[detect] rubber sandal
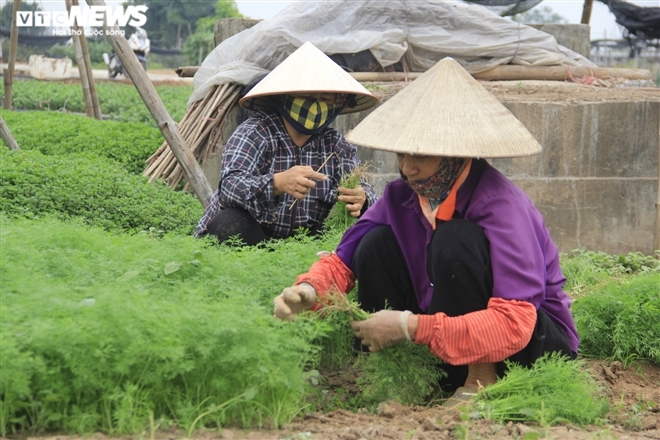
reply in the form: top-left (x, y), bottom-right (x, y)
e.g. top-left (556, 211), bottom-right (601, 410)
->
top-left (442, 386), bottom-right (478, 408)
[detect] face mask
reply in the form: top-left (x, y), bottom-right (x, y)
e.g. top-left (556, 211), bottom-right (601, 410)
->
top-left (403, 157), bottom-right (465, 201)
top-left (279, 95), bottom-right (340, 135)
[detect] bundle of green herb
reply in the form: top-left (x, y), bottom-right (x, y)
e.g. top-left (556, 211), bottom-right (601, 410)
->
top-left (472, 353), bottom-right (609, 427)
top-left (324, 165), bottom-right (369, 232)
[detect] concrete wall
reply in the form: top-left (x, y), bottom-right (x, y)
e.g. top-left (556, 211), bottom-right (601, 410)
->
top-left (334, 93), bottom-right (659, 256)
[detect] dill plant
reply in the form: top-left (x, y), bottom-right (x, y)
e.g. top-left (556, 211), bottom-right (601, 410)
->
top-left (473, 353), bottom-right (609, 427)
top-left (572, 273), bottom-right (660, 366)
top-left (315, 294), bottom-right (444, 407)
top-left (0, 216), bottom-right (340, 436)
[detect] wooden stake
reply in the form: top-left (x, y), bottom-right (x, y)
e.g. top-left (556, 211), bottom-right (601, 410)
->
top-left (4, 0), bottom-right (20, 110)
top-left (74, 0), bottom-right (102, 119)
top-left (0, 116), bottom-right (20, 150)
top-left (66, 0), bottom-right (94, 117)
top-left (654, 138), bottom-right (660, 256)
top-left (289, 153), bottom-right (334, 210)
top-left (86, 0), bottom-right (213, 207)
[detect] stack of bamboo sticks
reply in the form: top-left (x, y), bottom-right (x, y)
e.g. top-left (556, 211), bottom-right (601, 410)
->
top-left (143, 83), bottom-right (242, 190)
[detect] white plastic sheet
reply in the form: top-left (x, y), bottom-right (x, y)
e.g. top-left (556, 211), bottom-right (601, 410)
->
top-left (190, 0), bottom-right (596, 105)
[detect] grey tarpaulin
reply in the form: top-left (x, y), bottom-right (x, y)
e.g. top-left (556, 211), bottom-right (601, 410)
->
top-left (190, 0), bottom-right (596, 105)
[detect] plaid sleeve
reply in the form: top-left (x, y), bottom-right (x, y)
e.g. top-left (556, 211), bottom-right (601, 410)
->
top-left (218, 120), bottom-right (279, 223)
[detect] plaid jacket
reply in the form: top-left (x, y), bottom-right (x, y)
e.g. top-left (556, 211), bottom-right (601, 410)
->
top-left (195, 109), bottom-right (377, 239)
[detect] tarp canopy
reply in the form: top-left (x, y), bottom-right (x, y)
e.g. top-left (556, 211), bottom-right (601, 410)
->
top-left (599, 0), bottom-right (660, 41)
top-left (191, 0), bottom-right (596, 105)
top-left (465, 0), bottom-right (543, 16)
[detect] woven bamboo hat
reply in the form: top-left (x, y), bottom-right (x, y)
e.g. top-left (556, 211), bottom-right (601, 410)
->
top-left (239, 42), bottom-right (378, 114)
top-left (346, 57), bottom-right (541, 158)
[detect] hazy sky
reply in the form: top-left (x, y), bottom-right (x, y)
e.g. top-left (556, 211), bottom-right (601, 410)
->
top-left (33, 0), bottom-right (655, 40)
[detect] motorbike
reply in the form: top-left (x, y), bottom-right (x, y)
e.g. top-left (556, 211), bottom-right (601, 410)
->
top-left (103, 27), bottom-right (150, 79)
top-left (103, 50), bottom-right (148, 78)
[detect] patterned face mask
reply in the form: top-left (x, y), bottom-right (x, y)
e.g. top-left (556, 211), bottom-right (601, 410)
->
top-left (403, 157), bottom-right (466, 201)
top-left (280, 95), bottom-right (340, 135)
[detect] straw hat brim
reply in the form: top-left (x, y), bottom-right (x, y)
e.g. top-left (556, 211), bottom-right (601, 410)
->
top-left (239, 42), bottom-right (378, 114)
top-left (346, 57), bottom-right (542, 158)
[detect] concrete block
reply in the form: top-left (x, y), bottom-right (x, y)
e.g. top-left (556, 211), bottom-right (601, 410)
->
top-left (513, 177), bottom-right (656, 255)
top-left (492, 101), bottom-right (659, 178)
top-left (527, 24), bottom-right (591, 60)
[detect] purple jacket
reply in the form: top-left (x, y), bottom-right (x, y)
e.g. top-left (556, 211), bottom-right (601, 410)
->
top-left (336, 159), bottom-right (579, 353)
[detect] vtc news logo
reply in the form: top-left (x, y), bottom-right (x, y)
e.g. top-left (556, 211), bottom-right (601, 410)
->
top-left (16, 6), bottom-right (148, 28)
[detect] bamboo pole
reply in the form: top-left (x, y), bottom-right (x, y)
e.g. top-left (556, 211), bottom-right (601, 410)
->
top-left (581, 0), bottom-right (594, 25)
top-left (74, 0), bottom-right (102, 119)
top-left (175, 65), bottom-right (654, 82)
top-left (0, 116), bottom-right (20, 150)
top-left (65, 0), bottom-right (94, 117)
top-left (655, 130), bottom-right (660, 256)
top-left (84, 0), bottom-right (212, 207)
top-left (4, 0), bottom-right (20, 110)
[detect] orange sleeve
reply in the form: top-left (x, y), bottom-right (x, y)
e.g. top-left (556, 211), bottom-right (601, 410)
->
top-left (414, 298), bottom-right (537, 365)
top-left (295, 253), bottom-right (356, 311)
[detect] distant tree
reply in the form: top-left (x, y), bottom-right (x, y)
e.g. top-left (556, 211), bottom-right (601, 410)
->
top-left (183, 0), bottom-right (242, 65)
top-left (0, 0), bottom-right (45, 36)
top-left (511, 5), bottom-right (569, 24)
top-left (124, 0), bottom-right (241, 49)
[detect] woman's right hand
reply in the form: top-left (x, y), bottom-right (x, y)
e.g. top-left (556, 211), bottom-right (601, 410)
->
top-left (273, 166), bottom-right (327, 198)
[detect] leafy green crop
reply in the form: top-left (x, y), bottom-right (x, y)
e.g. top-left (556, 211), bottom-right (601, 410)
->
top-left (0, 149), bottom-right (202, 234)
top-left (0, 80), bottom-right (192, 125)
top-left (1, 110), bottom-right (162, 174)
top-left (561, 249), bottom-right (659, 296)
top-left (473, 353), bottom-right (609, 427)
top-left (315, 294), bottom-right (444, 407)
top-left (355, 343), bottom-right (444, 407)
top-left (572, 273), bottom-right (660, 366)
top-left (0, 216), bottom-right (343, 436)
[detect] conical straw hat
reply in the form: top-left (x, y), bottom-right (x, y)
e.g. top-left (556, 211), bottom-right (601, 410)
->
top-left (239, 42), bottom-right (378, 114)
top-left (346, 57), bottom-right (541, 157)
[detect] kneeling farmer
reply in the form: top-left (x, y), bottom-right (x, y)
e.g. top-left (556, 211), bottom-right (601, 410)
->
top-left (195, 42), bottom-right (378, 245)
top-left (274, 57), bottom-right (579, 395)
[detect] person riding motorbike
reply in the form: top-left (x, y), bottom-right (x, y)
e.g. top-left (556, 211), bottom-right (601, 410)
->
top-left (103, 27), bottom-right (150, 78)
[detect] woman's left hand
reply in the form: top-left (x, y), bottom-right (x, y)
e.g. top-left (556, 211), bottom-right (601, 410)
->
top-left (338, 186), bottom-right (366, 217)
top-left (351, 310), bottom-right (408, 352)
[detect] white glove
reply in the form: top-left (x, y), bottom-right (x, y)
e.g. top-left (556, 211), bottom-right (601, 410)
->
top-left (350, 310), bottom-right (413, 352)
top-left (273, 283), bottom-right (317, 320)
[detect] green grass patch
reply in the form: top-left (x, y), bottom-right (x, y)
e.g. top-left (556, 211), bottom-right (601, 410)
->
top-left (1, 110), bottom-right (162, 175)
top-left (1, 80), bottom-right (192, 125)
top-left (0, 216), bottom-right (344, 436)
top-left (474, 353), bottom-right (609, 427)
top-left (0, 149), bottom-right (202, 235)
top-left (561, 249), bottom-right (659, 296)
top-left (572, 273), bottom-right (660, 366)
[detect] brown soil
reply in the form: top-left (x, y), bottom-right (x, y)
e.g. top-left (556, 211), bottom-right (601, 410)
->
top-left (14, 358), bottom-right (659, 440)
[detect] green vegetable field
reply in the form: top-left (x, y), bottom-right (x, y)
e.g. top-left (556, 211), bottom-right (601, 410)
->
top-left (1, 80), bottom-right (659, 439)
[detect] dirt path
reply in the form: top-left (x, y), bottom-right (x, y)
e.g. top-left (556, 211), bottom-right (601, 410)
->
top-left (10, 359), bottom-right (659, 440)
top-left (1, 62), bottom-right (193, 86)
